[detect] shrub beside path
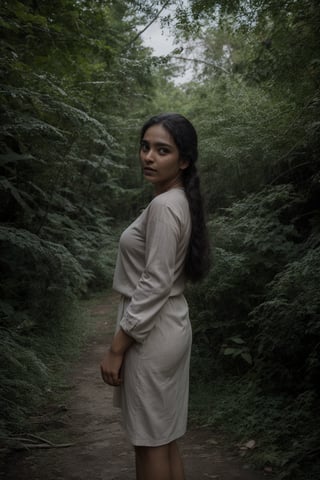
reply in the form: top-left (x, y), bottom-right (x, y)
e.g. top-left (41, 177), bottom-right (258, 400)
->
top-left (2, 292), bottom-right (267, 480)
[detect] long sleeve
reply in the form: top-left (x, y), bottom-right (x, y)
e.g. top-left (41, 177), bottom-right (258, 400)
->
top-left (119, 198), bottom-right (182, 343)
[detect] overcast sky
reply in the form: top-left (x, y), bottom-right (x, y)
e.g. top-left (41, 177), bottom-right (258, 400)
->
top-left (141, 20), bottom-right (175, 56)
top-left (140, 15), bottom-right (193, 84)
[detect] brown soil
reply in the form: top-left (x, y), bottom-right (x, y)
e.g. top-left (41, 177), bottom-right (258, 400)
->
top-left (1, 292), bottom-right (269, 480)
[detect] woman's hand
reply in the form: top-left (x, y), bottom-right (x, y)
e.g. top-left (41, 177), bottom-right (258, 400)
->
top-left (100, 328), bottom-right (134, 386)
top-left (100, 348), bottom-right (124, 386)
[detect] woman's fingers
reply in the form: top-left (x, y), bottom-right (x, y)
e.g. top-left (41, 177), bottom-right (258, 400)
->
top-left (100, 350), bottom-right (123, 386)
top-left (100, 366), bottom-right (121, 386)
top-left (100, 364), bottom-right (116, 385)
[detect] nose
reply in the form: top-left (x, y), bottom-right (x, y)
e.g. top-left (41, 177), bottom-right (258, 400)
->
top-left (144, 148), bottom-right (154, 163)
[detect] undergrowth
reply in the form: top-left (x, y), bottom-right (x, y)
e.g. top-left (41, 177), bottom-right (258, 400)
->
top-left (189, 378), bottom-right (320, 480)
top-left (0, 299), bottom-right (89, 440)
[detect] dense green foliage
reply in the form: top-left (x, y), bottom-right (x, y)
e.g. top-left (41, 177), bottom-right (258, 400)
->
top-left (1, 1), bottom-right (319, 478)
top-left (178, 1), bottom-right (320, 478)
top-left (0, 0), bottom-right (159, 436)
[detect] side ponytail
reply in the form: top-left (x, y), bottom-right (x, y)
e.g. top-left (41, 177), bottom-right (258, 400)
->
top-left (182, 163), bottom-right (210, 282)
top-left (140, 113), bottom-right (211, 282)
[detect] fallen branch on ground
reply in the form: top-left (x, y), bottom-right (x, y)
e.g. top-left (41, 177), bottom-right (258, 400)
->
top-left (1, 433), bottom-right (75, 451)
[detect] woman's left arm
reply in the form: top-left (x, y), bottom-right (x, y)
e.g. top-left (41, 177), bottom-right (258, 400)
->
top-left (119, 200), bottom-right (181, 344)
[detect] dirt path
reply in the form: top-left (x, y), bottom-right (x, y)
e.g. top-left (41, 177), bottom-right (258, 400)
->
top-left (2, 293), bottom-right (268, 480)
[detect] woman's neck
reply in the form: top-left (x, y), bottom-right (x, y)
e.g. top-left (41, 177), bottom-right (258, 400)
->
top-left (154, 177), bottom-right (183, 196)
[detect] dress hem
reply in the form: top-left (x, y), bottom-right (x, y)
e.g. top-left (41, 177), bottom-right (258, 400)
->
top-left (126, 429), bottom-right (187, 447)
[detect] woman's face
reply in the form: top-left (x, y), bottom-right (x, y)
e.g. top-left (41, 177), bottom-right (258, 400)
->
top-left (140, 124), bottom-right (188, 194)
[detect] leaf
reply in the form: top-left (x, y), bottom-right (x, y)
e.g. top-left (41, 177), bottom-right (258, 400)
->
top-left (223, 347), bottom-right (237, 356)
top-left (241, 352), bottom-right (253, 365)
top-left (230, 336), bottom-right (246, 344)
top-left (244, 439), bottom-right (256, 449)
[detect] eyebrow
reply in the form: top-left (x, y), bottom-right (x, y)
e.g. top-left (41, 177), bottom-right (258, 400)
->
top-left (141, 140), bottom-right (173, 148)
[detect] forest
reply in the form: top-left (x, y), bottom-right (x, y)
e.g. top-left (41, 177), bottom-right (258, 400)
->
top-left (0, 1), bottom-right (319, 478)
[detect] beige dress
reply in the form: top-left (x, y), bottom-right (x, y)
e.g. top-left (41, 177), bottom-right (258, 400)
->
top-left (112, 187), bottom-right (192, 446)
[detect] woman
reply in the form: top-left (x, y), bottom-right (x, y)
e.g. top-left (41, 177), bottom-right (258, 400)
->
top-left (100, 113), bottom-right (210, 480)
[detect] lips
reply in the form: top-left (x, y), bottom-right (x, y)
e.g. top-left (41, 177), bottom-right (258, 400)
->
top-left (143, 167), bottom-right (157, 175)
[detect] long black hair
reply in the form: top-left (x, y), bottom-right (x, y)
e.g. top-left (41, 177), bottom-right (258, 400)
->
top-left (140, 113), bottom-right (210, 282)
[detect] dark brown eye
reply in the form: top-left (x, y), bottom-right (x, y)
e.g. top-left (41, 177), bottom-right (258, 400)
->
top-left (140, 142), bottom-right (149, 152)
top-left (158, 147), bottom-right (169, 155)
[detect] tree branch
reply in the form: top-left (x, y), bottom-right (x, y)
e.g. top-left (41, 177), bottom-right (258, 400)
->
top-left (120, 0), bottom-right (171, 53)
top-left (170, 55), bottom-right (230, 74)
top-left (5, 433), bottom-right (75, 451)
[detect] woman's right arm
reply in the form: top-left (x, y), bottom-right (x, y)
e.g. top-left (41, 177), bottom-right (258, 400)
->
top-left (100, 328), bottom-right (134, 386)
